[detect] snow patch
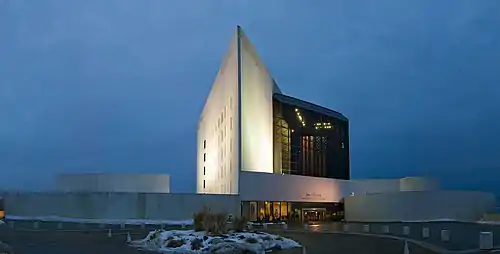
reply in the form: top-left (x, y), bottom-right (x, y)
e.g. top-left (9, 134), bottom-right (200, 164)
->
top-left (131, 229), bottom-right (301, 254)
top-left (5, 215), bottom-right (193, 225)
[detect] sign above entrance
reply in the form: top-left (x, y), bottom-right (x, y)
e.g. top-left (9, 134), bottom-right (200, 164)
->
top-left (301, 192), bottom-right (326, 201)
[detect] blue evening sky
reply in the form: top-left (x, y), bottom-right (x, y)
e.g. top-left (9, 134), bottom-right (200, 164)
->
top-left (1, 0), bottom-right (499, 194)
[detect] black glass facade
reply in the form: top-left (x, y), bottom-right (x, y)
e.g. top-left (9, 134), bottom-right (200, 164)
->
top-left (272, 94), bottom-right (350, 180)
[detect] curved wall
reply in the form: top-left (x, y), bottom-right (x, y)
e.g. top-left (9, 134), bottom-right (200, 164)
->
top-left (344, 190), bottom-right (496, 222)
top-left (57, 174), bottom-right (171, 193)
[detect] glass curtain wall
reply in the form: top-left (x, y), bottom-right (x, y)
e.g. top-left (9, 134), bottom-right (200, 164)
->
top-left (272, 98), bottom-right (349, 179)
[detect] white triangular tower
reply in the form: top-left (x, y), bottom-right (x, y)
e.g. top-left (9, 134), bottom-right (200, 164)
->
top-left (197, 26), bottom-right (280, 194)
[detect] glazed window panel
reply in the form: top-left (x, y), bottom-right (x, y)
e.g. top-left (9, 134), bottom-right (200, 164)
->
top-left (272, 98), bottom-right (349, 180)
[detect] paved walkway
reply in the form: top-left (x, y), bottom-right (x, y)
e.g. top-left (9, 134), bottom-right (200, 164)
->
top-left (266, 221), bottom-right (500, 252)
top-left (4, 219), bottom-right (500, 253)
top-left (0, 227), bottom-right (441, 254)
top-left (336, 221), bottom-right (500, 251)
top-left (275, 231), bottom-right (439, 254)
top-left (0, 230), bottom-right (155, 254)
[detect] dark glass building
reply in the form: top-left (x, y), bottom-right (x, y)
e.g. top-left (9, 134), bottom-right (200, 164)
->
top-left (272, 94), bottom-right (350, 180)
top-left (241, 94), bottom-right (350, 223)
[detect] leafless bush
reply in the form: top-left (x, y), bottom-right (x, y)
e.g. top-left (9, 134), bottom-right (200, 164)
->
top-left (192, 206), bottom-right (228, 235)
top-left (203, 212), bottom-right (228, 235)
top-left (232, 216), bottom-right (249, 232)
top-left (193, 206), bottom-right (209, 231)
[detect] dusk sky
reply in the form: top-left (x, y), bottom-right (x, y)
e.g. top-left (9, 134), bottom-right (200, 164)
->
top-left (1, 1), bottom-right (499, 194)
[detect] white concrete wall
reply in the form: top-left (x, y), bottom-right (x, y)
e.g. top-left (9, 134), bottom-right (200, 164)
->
top-left (56, 174), bottom-right (170, 193)
top-left (239, 172), bottom-right (439, 202)
top-left (0, 191), bottom-right (240, 220)
top-left (239, 28), bottom-right (276, 174)
top-left (344, 190), bottom-right (496, 222)
top-left (239, 171), bottom-right (348, 202)
top-left (197, 28), bottom-right (240, 194)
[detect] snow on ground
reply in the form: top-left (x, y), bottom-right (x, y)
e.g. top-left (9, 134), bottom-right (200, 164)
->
top-left (131, 229), bottom-right (301, 254)
top-left (5, 215), bottom-right (193, 225)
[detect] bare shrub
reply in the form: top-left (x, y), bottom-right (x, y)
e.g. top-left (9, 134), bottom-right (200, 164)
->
top-left (193, 206), bottom-right (228, 235)
top-left (193, 206), bottom-right (209, 231)
top-left (203, 212), bottom-right (228, 235)
top-left (232, 216), bottom-right (249, 232)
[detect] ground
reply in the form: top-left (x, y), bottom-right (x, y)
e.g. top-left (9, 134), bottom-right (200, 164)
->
top-left (4, 216), bottom-right (499, 253)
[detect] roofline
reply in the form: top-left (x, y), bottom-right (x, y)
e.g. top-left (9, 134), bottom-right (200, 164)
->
top-left (273, 93), bottom-right (348, 121)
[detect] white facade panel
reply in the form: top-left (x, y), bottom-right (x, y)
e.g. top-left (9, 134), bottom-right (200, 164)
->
top-left (239, 171), bottom-right (349, 202)
top-left (197, 30), bottom-right (240, 194)
top-left (239, 29), bottom-right (275, 174)
top-left (56, 174), bottom-right (170, 193)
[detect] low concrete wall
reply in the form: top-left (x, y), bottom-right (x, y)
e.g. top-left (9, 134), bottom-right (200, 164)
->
top-left (344, 190), bottom-right (496, 222)
top-left (0, 191), bottom-right (240, 220)
top-left (57, 174), bottom-right (171, 193)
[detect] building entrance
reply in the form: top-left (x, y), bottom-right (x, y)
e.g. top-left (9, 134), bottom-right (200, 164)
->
top-left (241, 201), bottom-right (343, 222)
top-left (302, 208), bottom-right (326, 222)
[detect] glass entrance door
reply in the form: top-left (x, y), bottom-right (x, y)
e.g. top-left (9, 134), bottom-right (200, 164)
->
top-left (302, 208), bottom-right (326, 222)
